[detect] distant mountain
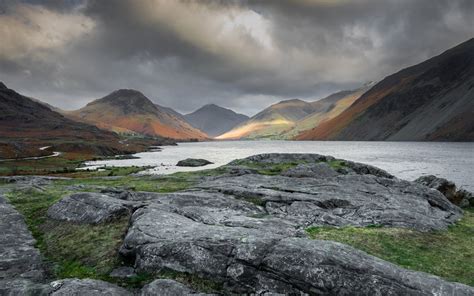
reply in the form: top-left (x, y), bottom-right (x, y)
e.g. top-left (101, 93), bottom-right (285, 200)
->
top-left (0, 82), bottom-right (129, 158)
top-left (281, 86), bottom-right (370, 139)
top-left (216, 99), bottom-right (318, 139)
top-left (184, 104), bottom-right (249, 137)
top-left (297, 38), bottom-right (474, 141)
top-left (67, 89), bottom-right (208, 140)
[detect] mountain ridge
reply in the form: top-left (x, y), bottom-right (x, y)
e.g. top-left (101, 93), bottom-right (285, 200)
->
top-left (296, 38), bottom-right (474, 141)
top-left (68, 89), bottom-right (208, 140)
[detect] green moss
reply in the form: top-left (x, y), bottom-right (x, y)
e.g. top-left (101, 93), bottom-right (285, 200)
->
top-left (327, 159), bottom-right (347, 169)
top-left (306, 208), bottom-right (474, 286)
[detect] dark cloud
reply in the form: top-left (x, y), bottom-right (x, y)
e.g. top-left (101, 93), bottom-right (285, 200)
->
top-left (0, 0), bottom-right (473, 115)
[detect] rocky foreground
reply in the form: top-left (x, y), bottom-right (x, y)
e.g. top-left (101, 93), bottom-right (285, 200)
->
top-left (1, 154), bottom-right (473, 295)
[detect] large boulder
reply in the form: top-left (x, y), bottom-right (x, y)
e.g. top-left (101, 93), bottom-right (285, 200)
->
top-left (47, 192), bottom-right (138, 224)
top-left (120, 199), bottom-right (473, 295)
top-left (415, 175), bottom-right (474, 207)
top-left (177, 158), bottom-right (213, 167)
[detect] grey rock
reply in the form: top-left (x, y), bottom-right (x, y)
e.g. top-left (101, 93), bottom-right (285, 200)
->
top-left (141, 279), bottom-right (195, 296)
top-left (415, 175), bottom-right (474, 207)
top-left (49, 278), bottom-right (131, 295)
top-left (47, 192), bottom-right (137, 224)
top-left (0, 279), bottom-right (50, 296)
top-left (282, 162), bottom-right (339, 178)
top-left (109, 266), bottom-right (136, 279)
top-left (0, 195), bottom-right (45, 281)
top-left (120, 198), bottom-right (473, 295)
top-left (198, 173), bottom-right (461, 231)
top-left (177, 158), bottom-right (213, 167)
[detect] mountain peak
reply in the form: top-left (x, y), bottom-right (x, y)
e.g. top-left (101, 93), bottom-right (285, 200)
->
top-left (0, 82), bottom-right (7, 90)
top-left (86, 88), bottom-right (157, 114)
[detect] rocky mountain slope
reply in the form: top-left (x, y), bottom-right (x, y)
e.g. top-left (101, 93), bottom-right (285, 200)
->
top-left (1, 154), bottom-right (473, 295)
top-left (217, 87), bottom-right (368, 140)
top-left (67, 89), bottom-right (208, 140)
top-left (0, 82), bottom-right (134, 158)
top-left (216, 99), bottom-right (321, 139)
top-left (282, 87), bottom-right (369, 139)
top-left (297, 38), bottom-right (474, 141)
top-left (185, 104), bottom-right (249, 137)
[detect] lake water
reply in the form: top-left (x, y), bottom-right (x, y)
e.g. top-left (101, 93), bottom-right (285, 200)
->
top-left (83, 141), bottom-right (474, 191)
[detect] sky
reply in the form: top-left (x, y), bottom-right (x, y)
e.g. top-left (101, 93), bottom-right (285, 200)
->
top-left (0, 0), bottom-right (473, 116)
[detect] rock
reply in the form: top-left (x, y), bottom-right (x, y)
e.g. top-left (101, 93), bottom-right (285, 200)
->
top-left (198, 173), bottom-right (461, 231)
top-left (0, 279), bottom-right (50, 296)
top-left (109, 267), bottom-right (136, 279)
top-left (415, 175), bottom-right (474, 207)
top-left (0, 195), bottom-right (45, 281)
top-left (47, 192), bottom-right (138, 224)
top-left (177, 158), bottom-right (213, 167)
top-left (49, 279), bottom-right (131, 295)
top-left (281, 162), bottom-right (339, 178)
top-left (141, 279), bottom-right (195, 296)
top-left (120, 199), bottom-right (473, 295)
top-left (456, 189), bottom-right (474, 208)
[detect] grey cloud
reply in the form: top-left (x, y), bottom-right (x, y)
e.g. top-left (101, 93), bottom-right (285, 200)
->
top-left (0, 0), bottom-right (473, 115)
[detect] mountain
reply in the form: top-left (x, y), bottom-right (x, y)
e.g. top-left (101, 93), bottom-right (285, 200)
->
top-left (0, 82), bottom-right (132, 158)
top-left (281, 87), bottom-right (369, 139)
top-left (216, 99), bottom-right (319, 139)
top-left (297, 38), bottom-right (474, 141)
top-left (184, 104), bottom-right (249, 137)
top-left (67, 89), bottom-right (208, 140)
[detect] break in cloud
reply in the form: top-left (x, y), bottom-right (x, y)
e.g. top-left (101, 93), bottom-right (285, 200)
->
top-left (0, 0), bottom-right (473, 115)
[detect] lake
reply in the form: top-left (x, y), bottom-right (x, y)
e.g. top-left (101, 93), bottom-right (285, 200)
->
top-left (83, 141), bottom-right (474, 191)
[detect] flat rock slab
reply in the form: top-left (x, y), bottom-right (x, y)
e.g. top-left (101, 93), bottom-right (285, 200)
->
top-left (198, 173), bottom-right (461, 231)
top-left (0, 195), bottom-right (44, 281)
top-left (121, 201), bottom-right (473, 295)
top-left (47, 192), bottom-right (138, 224)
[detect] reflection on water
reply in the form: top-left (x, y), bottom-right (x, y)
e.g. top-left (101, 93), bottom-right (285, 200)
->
top-left (83, 141), bottom-right (474, 191)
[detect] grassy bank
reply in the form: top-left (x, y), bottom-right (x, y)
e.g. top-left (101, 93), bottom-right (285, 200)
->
top-left (306, 208), bottom-right (474, 286)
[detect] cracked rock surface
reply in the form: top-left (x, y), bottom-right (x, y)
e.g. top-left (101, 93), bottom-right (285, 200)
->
top-left (47, 192), bottom-right (140, 224)
top-left (119, 153), bottom-right (472, 295)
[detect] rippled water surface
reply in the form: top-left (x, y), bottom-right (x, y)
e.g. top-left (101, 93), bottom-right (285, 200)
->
top-left (84, 141), bottom-right (474, 191)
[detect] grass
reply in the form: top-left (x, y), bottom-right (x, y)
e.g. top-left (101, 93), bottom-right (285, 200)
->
top-left (306, 208), bottom-right (474, 286)
top-left (1, 168), bottom-right (226, 289)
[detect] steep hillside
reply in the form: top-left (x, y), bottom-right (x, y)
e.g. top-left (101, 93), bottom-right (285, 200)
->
top-left (0, 83), bottom-right (134, 158)
top-left (68, 89), bottom-right (208, 140)
top-left (297, 38), bottom-right (474, 141)
top-left (216, 99), bottom-right (318, 139)
top-left (282, 87), bottom-right (368, 139)
top-left (185, 104), bottom-right (249, 137)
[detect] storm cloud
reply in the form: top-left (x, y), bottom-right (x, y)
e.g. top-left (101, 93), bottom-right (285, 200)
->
top-left (0, 0), bottom-right (473, 115)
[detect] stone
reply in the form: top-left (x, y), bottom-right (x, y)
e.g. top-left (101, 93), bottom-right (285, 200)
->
top-left (49, 279), bottom-right (131, 295)
top-left (0, 195), bottom-right (45, 281)
top-left (176, 158), bottom-right (213, 167)
top-left (281, 162), bottom-right (339, 178)
top-left (415, 175), bottom-right (474, 207)
top-left (198, 173), bottom-right (461, 231)
top-left (109, 267), bottom-right (136, 279)
top-left (120, 199), bottom-right (473, 295)
top-left (140, 279), bottom-right (195, 296)
top-left (47, 192), bottom-right (137, 224)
